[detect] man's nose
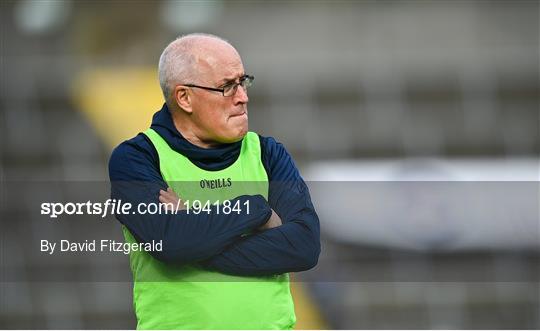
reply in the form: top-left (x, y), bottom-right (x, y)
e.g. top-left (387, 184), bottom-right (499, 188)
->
top-left (233, 86), bottom-right (249, 104)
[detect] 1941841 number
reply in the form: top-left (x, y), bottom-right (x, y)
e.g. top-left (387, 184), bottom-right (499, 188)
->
top-left (184, 200), bottom-right (249, 215)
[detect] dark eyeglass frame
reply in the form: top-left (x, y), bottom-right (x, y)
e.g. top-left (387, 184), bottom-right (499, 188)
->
top-left (182, 74), bottom-right (254, 97)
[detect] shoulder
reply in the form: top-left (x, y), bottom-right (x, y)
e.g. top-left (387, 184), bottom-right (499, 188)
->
top-left (258, 134), bottom-right (289, 157)
top-left (108, 133), bottom-right (161, 181)
top-left (257, 134), bottom-right (300, 181)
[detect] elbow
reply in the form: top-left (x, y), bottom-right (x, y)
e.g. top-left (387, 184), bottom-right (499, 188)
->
top-left (307, 242), bottom-right (321, 270)
top-left (146, 241), bottom-right (184, 264)
top-left (306, 229), bottom-right (321, 270)
top-left (299, 214), bottom-right (320, 271)
top-left (149, 246), bottom-right (204, 265)
top-left (149, 250), bottom-right (174, 263)
top-left (297, 241), bottom-right (320, 271)
top-left (146, 237), bottom-right (211, 265)
top-left (300, 257), bottom-right (318, 271)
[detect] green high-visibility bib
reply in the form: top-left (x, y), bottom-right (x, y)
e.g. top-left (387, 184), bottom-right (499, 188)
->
top-left (122, 128), bottom-right (296, 330)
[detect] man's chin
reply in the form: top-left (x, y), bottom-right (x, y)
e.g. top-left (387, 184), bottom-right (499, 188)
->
top-left (232, 129), bottom-right (248, 142)
top-left (219, 127), bottom-right (248, 144)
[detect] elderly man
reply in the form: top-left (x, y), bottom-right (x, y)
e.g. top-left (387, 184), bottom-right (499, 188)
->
top-left (109, 33), bottom-right (320, 329)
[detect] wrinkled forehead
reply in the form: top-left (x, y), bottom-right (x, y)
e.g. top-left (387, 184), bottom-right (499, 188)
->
top-left (194, 43), bottom-right (244, 84)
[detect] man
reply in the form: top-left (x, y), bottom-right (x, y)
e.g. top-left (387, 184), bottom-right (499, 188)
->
top-left (109, 33), bottom-right (320, 329)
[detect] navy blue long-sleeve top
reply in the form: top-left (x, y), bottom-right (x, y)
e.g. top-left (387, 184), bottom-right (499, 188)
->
top-left (108, 103), bottom-right (320, 276)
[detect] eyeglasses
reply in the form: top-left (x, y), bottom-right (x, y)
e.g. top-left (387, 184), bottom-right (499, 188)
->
top-left (183, 74), bottom-right (254, 97)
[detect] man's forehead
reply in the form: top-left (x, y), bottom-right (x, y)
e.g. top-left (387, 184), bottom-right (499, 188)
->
top-left (195, 52), bottom-right (244, 83)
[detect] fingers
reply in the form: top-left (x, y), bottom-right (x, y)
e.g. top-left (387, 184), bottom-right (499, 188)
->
top-left (160, 187), bottom-right (179, 198)
top-left (158, 193), bottom-right (174, 204)
top-left (159, 187), bottom-right (184, 211)
top-left (159, 195), bottom-right (175, 211)
top-left (159, 190), bottom-right (176, 201)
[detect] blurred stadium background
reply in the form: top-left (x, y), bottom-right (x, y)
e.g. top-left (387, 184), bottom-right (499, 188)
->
top-left (1, 0), bottom-right (539, 329)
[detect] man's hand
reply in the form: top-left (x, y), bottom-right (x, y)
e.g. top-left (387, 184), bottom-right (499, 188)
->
top-left (258, 209), bottom-right (282, 231)
top-left (159, 187), bottom-right (186, 211)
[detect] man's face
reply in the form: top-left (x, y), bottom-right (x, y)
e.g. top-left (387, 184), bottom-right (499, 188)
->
top-left (189, 44), bottom-right (249, 144)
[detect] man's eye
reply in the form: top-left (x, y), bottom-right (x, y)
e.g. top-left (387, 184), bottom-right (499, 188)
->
top-left (222, 82), bottom-right (235, 90)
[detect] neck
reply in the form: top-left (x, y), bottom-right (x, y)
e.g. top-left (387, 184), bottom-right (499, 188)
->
top-left (171, 111), bottom-right (220, 149)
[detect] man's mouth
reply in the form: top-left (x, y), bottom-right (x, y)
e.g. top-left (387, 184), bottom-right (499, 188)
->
top-left (229, 111), bottom-right (246, 118)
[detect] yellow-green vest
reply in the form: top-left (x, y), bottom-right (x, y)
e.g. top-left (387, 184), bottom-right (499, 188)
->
top-left (122, 128), bottom-right (296, 329)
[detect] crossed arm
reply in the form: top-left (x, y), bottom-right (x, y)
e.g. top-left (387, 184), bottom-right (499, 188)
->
top-left (109, 135), bottom-right (320, 276)
top-left (200, 178), bottom-right (321, 276)
top-left (159, 187), bottom-right (284, 232)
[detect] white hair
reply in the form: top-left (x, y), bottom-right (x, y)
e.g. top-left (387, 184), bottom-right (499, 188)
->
top-left (158, 33), bottom-right (231, 105)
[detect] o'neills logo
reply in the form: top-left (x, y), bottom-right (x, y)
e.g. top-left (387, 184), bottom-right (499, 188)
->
top-left (200, 178), bottom-right (232, 189)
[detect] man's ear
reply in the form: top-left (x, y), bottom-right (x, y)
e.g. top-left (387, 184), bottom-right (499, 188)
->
top-left (174, 85), bottom-right (193, 114)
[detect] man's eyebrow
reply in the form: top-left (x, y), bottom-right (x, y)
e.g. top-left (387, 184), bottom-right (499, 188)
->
top-left (218, 74), bottom-right (245, 86)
